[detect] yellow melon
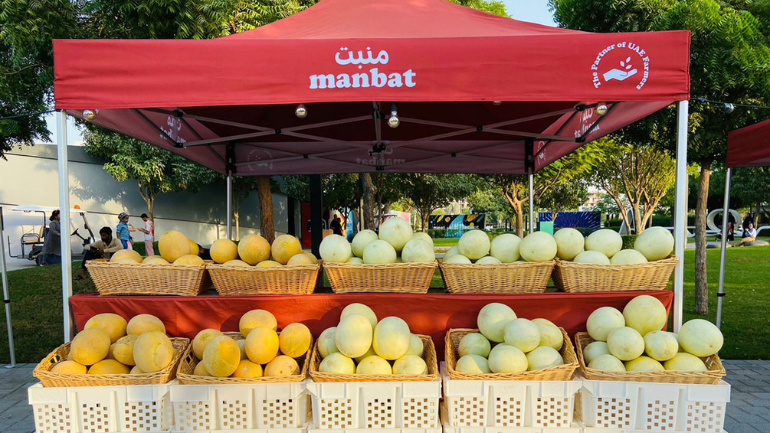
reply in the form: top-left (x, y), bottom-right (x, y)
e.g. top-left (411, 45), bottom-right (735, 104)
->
top-left (159, 230), bottom-right (191, 263)
top-left (202, 336), bottom-right (241, 377)
top-left (174, 254), bottom-right (204, 266)
top-left (239, 309), bottom-right (278, 337)
top-left (133, 331), bottom-right (174, 373)
top-left (113, 258), bottom-right (140, 264)
top-left (130, 365), bottom-right (145, 374)
top-left (231, 360), bottom-right (263, 378)
top-left (88, 359), bottom-right (130, 375)
top-left (287, 253), bottom-right (317, 266)
top-left (84, 313), bottom-right (127, 343)
top-left (271, 235), bottom-right (302, 264)
top-left (112, 335), bottom-right (138, 366)
top-left (106, 344), bottom-right (116, 360)
top-left (256, 260), bottom-right (282, 267)
top-left (211, 239), bottom-right (238, 264)
top-left (264, 355), bottom-right (300, 376)
top-left (236, 339), bottom-right (247, 360)
top-left (279, 323), bottom-right (312, 358)
top-left (142, 256), bottom-right (169, 265)
top-left (223, 259), bottom-right (251, 267)
top-left (70, 328), bottom-right (111, 365)
top-left (110, 249), bottom-right (142, 264)
top-left (193, 329), bottom-right (224, 360)
top-left (193, 362), bottom-right (210, 376)
top-left (245, 327), bottom-right (280, 364)
top-left (238, 235), bottom-right (271, 265)
top-left (188, 239), bottom-right (200, 256)
top-left (51, 360), bottom-right (87, 374)
top-left (127, 314), bottom-right (166, 335)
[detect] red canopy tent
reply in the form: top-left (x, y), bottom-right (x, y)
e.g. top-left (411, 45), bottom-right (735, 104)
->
top-left (716, 118), bottom-right (770, 328)
top-left (51, 0), bottom-right (693, 341)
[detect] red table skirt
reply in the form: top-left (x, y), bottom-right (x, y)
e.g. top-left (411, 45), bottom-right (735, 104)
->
top-left (70, 291), bottom-right (672, 361)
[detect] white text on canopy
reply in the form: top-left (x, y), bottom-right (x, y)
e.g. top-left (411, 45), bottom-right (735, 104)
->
top-left (309, 47), bottom-right (416, 90)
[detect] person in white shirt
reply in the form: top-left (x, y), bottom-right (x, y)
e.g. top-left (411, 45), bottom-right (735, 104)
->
top-left (138, 213), bottom-right (155, 256)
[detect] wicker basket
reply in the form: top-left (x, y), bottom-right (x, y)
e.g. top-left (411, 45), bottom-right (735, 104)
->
top-left (324, 261), bottom-right (437, 293)
top-left (33, 337), bottom-right (190, 387)
top-left (208, 263), bottom-right (320, 296)
top-left (445, 328), bottom-right (578, 381)
top-left (309, 334), bottom-right (438, 382)
top-left (574, 332), bottom-right (726, 384)
top-left (552, 256), bottom-right (678, 292)
top-left (88, 259), bottom-right (211, 296)
top-left (439, 261), bottom-right (555, 294)
top-left (177, 332), bottom-right (311, 384)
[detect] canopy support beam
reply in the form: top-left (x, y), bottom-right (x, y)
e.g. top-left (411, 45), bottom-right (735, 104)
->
top-left (673, 100), bottom-right (689, 333)
top-left (57, 110), bottom-right (74, 343)
top-left (0, 206), bottom-right (15, 367)
top-left (716, 168), bottom-right (731, 329)
top-left (526, 139), bottom-right (535, 234)
top-left (226, 143), bottom-right (235, 240)
top-left (310, 175), bottom-right (323, 258)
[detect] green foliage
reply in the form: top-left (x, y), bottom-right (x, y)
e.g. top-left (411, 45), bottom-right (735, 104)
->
top-left (451, 0), bottom-right (509, 16)
top-left (537, 179), bottom-right (589, 215)
top-left (281, 174), bottom-right (361, 214)
top-left (399, 174), bottom-right (477, 230)
top-left (621, 234), bottom-right (638, 249)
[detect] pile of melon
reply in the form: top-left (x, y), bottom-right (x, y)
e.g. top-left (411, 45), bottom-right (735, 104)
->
top-left (109, 230), bottom-right (201, 266)
top-left (208, 234), bottom-right (316, 268)
top-left (190, 309), bottom-right (311, 378)
top-left (454, 303), bottom-right (565, 374)
top-left (444, 230), bottom-right (558, 264)
top-left (554, 227), bottom-right (675, 265)
top-left (319, 217), bottom-right (435, 265)
top-left (51, 313), bottom-right (176, 375)
top-left (317, 303), bottom-right (429, 376)
top-left (583, 295), bottom-right (723, 372)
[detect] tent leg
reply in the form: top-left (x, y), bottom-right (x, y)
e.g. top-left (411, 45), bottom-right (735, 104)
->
top-left (673, 100), bottom-right (689, 333)
top-left (0, 207), bottom-right (15, 367)
top-left (226, 172), bottom-right (233, 240)
top-left (716, 168), bottom-right (731, 329)
top-left (57, 110), bottom-right (74, 343)
top-left (310, 175), bottom-right (323, 258)
top-left (528, 172), bottom-right (535, 234)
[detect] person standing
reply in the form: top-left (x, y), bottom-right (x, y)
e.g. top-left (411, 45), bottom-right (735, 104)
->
top-left (330, 214), bottom-right (343, 236)
top-left (116, 212), bottom-right (135, 250)
top-left (42, 210), bottom-right (62, 265)
top-left (138, 213), bottom-right (155, 256)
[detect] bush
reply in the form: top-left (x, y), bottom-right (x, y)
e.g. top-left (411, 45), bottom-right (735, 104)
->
top-left (621, 235), bottom-right (637, 250)
top-left (426, 229), bottom-right (447, 238)
top-left (652, 215), bottom-right (672, 226)
top-left (132, 241), bottom-right (160, 256)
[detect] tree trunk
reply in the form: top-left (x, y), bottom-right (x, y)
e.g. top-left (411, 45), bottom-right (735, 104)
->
top-left (421, 209), bottom-right (430, 233)
top-left (695, 163), bottom-right (711, 316)
top-left (633, 204), bottom-right (643, 235)
top-left (257, 176), bottom-right (275, 244)
top-left (362, 174), bottom-right (375, 229)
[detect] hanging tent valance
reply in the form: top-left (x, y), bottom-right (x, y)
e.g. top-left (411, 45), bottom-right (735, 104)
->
top-left (53, 0), bottom-right (689, 175)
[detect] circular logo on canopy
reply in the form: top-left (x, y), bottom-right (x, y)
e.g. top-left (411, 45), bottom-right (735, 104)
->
top-left (591, 42), bottom-right (650, 90)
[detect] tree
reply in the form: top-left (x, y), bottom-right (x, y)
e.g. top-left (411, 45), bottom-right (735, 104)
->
top-left (282, 174), bottom-right (361, 230)
top-left (537, 179), bottom-right (589, 222)
top-left (399, 174), bottom-right (476, 231)
top-left (549, 0), bottom-right (770, 315)
top-left (590, 140), bottom-right (676, 233)
top-left (467, 186), bottom-right (515, 228)
top-left (83, 129), bottom-right (219, 230)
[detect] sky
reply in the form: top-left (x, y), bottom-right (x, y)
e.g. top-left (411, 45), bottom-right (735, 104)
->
top-left (44, 0), bottom-right (556, 146)
top-left (503, 0), bottom-right (556, 26)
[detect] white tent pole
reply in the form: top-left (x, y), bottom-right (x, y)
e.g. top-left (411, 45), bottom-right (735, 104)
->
top-left (226, 172), bottom-right (233, 240)
top-left (716, 168), bottom-right (731, 329)
top-left (0, 207), bottom-right (16, 367)
top-left (528, 172), bottom-right (535, 234)
top-left (57, 110), bottom-right (74, 343)
top-left (673, 100), bottom-right (689, 333)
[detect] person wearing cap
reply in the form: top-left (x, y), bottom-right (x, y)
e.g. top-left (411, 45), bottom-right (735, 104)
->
top-left (116, 213), bottom-right (136, 250)
top-left (137, 213), bottom-right (155, 256)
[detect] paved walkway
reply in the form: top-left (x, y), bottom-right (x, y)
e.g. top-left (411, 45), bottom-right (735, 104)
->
top-left (0, 360), bottom-right (766, 432)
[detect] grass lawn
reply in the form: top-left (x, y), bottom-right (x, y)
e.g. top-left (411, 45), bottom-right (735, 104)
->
top-left (1, 245), bottom-right (768, 362)
top-left (433, 237), bottom-right (460, 246)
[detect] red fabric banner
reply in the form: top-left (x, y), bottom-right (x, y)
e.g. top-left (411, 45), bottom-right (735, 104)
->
top-left (727, 118), bottom-right (770, 169)
top-left (70, 291), bottom-right (673, 361)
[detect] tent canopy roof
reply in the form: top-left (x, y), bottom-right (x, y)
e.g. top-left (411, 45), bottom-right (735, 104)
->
top-left (727, 119), bottom-right (770, 168)
top-left (53, 0), bottom-right (690, 176)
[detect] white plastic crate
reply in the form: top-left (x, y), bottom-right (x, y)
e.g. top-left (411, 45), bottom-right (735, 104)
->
top-left (580, 379), bottom-right (731, 433)
top-left (169, 381), bottom-right (308, 432)
top-left (308, 428), bottom-right (441, 433)
top-left (305, 378), bottom-right (441, 430)
top-left (441, 401), bottom-right (584, 433)
top-left (28, 382), bottom-right (171, 433)
top-left (441, 363), bottom-right (582, 429)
